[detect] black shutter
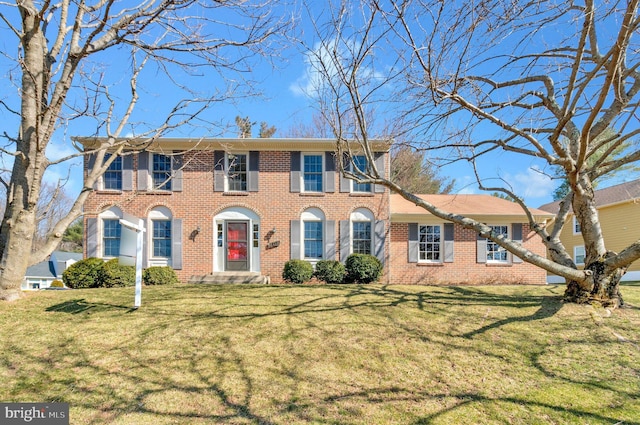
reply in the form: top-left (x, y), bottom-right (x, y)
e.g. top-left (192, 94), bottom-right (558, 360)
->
top-left (248, 151), bottom-right (259, 192)
top-left (214, 151), bottom-right (225, 192)
top-left (443, 223), bottom-right (454, 263)
top-left (324, 152), bottom-right (335, 193)
top-left (290, 151), bottom-right (301, 192)
top-left (408, 223), bottom-right (419, 263)
top-left (512, 223), bottom-right (523, 263)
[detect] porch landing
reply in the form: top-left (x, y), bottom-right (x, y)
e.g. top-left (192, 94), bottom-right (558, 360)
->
top-left (188, 272), bottom-right (270, 285)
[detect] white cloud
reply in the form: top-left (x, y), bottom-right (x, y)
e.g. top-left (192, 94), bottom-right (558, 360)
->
top-left (511, 166), bottom-right (554, 200)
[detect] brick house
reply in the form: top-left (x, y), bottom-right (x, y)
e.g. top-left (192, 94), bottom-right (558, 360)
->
top-left (80, 137), bottom-right (552, 285)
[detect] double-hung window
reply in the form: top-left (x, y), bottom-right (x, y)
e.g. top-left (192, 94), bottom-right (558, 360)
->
top-left (152, 220), bottom-right (172, 258)
top-left (153, 154), bottom-right (172, 191)
top-left (303, 154), bottom-right (323, 192)
top-left (304, 221), bottom-right (323, 259)
top-left (227, 153), bottom-right (247, 191)
top-left (352, 221), bottom-right (372, 255)
top-left (486, 225), bottom-right (509, 262)
top-left (103, 154), bottom-right (122, 190)
top-left (573, 216), bottom-right (581, 234)
top-left (419, 225), bottom-right (441, 262)
top-left (103, 219), bottom-right (121, 257)
top-left (352, 155), bottom-right (371, 193)
top-left (574, 245), bottom-right (585, 265)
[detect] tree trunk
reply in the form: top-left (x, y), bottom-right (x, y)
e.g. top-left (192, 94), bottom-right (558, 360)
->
top-left (564, 256), bottom-right (626, 308)
top-left (0, 208), bottom-right (38, 301)
top-left (0, 5), bottom-right (47, 301)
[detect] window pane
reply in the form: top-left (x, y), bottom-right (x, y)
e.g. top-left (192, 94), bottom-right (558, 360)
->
top-left (486, 225), bottom-right (508, 262)
top-left (104, 155), bottom-right (122, 190)
top-left (153, 220), bottom-right (172, 257)
top-left (153, 154), bottom-right (172, 191)
top-left (303, 155), bottom-right (323, 192)
top-left (352, 221), bottom-right (371, 254)
top-left (418, 225), bottom-right (441, 261)
top-left (352, 155), bottom-right (371, 192)
top-left (228, 154), bottom-right (247, 191)
top-left (304, 221), bottom-right (323, 259)
top-left (103, 219), bottom-right (121, 257)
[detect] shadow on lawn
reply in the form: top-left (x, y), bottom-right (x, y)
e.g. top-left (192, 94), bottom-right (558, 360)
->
top-left (45, 298), bottom-right (133, 314)
top-left (23, 285), bottom-right (638, 424)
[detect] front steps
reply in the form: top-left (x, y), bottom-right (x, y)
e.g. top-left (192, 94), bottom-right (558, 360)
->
top-left (188, 272), bottom-right (270, 285)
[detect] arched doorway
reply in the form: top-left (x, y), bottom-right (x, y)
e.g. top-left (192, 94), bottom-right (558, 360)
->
top-left (213, 207), bottom-right (260, 272)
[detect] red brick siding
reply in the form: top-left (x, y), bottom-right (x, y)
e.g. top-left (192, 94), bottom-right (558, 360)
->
top-left (84, 150), bottom-right (390, 283)
top-left (388, 222), bottom-right (548, 285)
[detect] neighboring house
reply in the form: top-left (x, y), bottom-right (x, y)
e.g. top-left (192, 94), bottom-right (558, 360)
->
top-left (22, 250), bottom-right (82, 290)
top-left (79, 137), bottom-right (552, 285)
top-left (539, 179), bottom-right (640, 283)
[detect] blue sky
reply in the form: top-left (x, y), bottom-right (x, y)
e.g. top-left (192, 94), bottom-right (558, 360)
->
top-left (4, 1), bottom-right (637, 210)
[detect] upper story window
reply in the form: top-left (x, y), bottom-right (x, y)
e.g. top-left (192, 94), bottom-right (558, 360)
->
top-left (152, 154), bottom-right (172, 191)
top-left (486, 225), bottom-right (509, 263)
top-left (419, 224), bottom-right (441, 262)
top-left (352, 155), bottom-right (372, 193)
top-left (303, 153), bottom-right (323, 192)
top-left (573, 216), bottom-right (581, 234)
top-left (227, 153), bottom-right (248, 192)
top-left (103, 154), bottom-right (122, 190)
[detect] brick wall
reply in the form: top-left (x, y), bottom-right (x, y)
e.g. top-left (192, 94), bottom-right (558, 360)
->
top-left (84, 150), bottom-right (390, 283)
top-left (388, 222), bottom-right (548, 285)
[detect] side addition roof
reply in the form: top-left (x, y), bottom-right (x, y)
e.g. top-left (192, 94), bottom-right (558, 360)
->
top-left (391, 194), bottom-right (554, 222)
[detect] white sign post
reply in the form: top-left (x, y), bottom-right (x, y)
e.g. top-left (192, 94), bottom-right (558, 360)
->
top-left (119, 213), bottom-right (145, 309)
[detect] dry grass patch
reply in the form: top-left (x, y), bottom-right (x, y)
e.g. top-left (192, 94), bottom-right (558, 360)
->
top-left (1, 284), bottom-right (639, 424)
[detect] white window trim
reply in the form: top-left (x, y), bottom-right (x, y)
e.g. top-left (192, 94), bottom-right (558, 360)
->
top-left (351, 155), bottom-right (372, 193)
top-left (574, 245), bottom-right (585, 265)
top-left (572, 216), bottom-right (581, 235)
top-left (225, 152), bottom-right (249, 192)
top-left (148, 207), bottom-right (172, 266)
top-left (350, 208), bottom-right (374, 255)
top-left (99, 153), bottom-right (123, 191)
top-left (486, 225), bottom-right (510, 264)
top-left (99, 207), bottom-right (123, 259)
top-left (151, 153), bottom-right (174, 191)
top-left (301, 208), bottom-right (325, 261)
top-left (301, 152), bottom-right (324, 193)
top-left (418, 224), bottom-right (443, 263)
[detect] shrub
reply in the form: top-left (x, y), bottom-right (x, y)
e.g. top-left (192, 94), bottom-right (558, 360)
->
top-left (98, 259), bottom-right (135, 288)
top-left (345, 254), bottom-right (383, 284)
top-left (282, 259), bottom-right (314, 284)
top-left (314, 260), bottom-right (345, 284)
top-left (143, 266), bottom-right (179, 286)
top-left (50, 279), bottom-right (65, 288)
top-left (62, 257), bottom-right (105, 289)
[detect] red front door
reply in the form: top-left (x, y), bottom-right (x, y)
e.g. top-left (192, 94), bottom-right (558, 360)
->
top-left (225, 221), bottom-right (249, 271)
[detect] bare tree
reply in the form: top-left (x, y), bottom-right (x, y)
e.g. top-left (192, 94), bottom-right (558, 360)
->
top-left (0, 0), bottom-right (291, 301)
top-left (307, 0), bottom-right (640, 307)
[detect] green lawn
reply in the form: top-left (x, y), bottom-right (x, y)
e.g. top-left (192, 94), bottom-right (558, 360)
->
top-left (1, 284), bottom-right (639, 424)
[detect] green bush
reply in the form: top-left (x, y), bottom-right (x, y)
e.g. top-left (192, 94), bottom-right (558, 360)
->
top-left (62, 257), bottom-right (105, 289)
top-left (314, 260), bottom-right (345, 284)
top-left (50, 279), bottom-right (65, 288)
top-left (345, 254), bottom-right (383, 284)
top-left (98, 259), bottom-right (135, 288)
top-left (282, 259), bottom-right (314, 284)
top-left (143, 266), bottom-right (179, 285)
